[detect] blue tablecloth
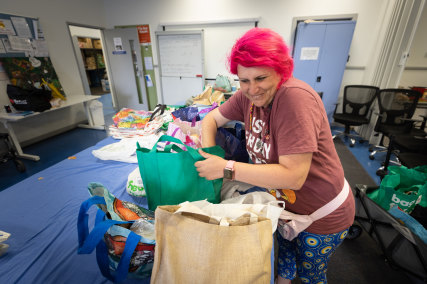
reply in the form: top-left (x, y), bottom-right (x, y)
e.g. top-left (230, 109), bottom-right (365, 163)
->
top-left (0, 136), bottom-right (275, 284)
top-left (0, 137), bottom-right (149, 284)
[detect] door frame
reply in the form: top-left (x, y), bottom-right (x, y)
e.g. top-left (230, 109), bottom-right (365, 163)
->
top-left (66, 22), bottom-right (117, 109)
top-left (67, 22), bottom-right (103, 95)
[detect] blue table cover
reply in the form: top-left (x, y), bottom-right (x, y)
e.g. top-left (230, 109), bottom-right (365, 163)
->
top-left (0, 137), bottom-right (149, 284)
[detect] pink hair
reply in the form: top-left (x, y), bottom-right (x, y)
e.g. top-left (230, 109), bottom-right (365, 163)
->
top-left (228, 28), bottom-right (293, 86)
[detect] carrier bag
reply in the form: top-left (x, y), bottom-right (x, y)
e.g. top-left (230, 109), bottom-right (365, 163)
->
top-left (215, 122), bottom-right (249, 162)
top-left (214, 74), bottom-right (232, 93)
top-left (171, 106), bottom-right (200, 122)
top-left (7, 84), bottom-right (52, 112)
top-left (388, 165), bottom-right (427, 207)
top-left (192, 86), bottom-right (225, 105)
top-left (150, 193), bottom-right (282, 284)
top-left (367, 169), bottom-right (425, 213)
top-left (136, 135), bottom-right (224, 211)
top-left (166, 118), bottom-right (203, 149)
top-left (126, 167), bottom-right (146, 197)
top-left (77, 183), bottom-right (155, 282)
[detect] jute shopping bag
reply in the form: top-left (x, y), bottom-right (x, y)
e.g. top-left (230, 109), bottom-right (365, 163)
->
top-left (150, 203), bottom-right (273, 284)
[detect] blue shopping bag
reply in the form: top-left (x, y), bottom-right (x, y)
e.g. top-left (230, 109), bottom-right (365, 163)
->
top-left (77, 184), bottom-right (155, 283)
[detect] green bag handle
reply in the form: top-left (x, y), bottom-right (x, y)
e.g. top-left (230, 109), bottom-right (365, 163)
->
top-left (150, 135), bottom-right (206, 161)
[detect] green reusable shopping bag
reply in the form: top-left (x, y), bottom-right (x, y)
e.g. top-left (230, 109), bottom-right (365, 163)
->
top-left (136, 135), bottom-right (225, 211)
top-left (367, 167), bottom-right (426, 213)
top-left (388, 165), bottom-right (427, 207)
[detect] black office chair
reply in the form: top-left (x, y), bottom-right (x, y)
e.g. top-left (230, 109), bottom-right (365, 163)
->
top-left (332, 85), bottom-right (379, 147)
top-left (378, 131), bottom-right (427, 177)
top-left (369, 88), bottom-right (423, 161)
top-left (389, 115), bottom-right (427, 168)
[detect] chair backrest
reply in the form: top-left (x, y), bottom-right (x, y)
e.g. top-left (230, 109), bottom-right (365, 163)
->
top-left (376, 88), bottom-right (422, 126)
top-left (341, 85), bottom-right (379, 117)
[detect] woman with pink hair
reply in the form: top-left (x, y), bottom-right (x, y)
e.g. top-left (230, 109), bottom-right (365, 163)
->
top-left (195, 28), bottom-right (354, 283)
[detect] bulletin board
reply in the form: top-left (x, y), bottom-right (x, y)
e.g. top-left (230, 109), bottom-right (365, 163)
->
top-left (0, 13), bottom-right (65, 98)
top-left (0, 13), bottom-right (47, 58)
top-left (155, 30), bottom-right (204, 104)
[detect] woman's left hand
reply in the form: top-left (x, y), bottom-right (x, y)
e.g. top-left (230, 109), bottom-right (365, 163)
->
top-left (194, 149), bottom-right (227, 180)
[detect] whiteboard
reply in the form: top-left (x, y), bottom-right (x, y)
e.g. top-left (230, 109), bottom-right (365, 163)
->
top-left (156, 30), bottom-right (204, 104)
top-left (161, 77), bottom-right (204, 105)
top-left (156, 31), bottom-right (203, 77)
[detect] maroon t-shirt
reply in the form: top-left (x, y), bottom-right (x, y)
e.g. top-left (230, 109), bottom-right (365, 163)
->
top-left (219, 77), bottom-right (355, 234)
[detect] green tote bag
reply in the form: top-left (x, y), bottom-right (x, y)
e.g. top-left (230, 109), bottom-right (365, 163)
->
top-left (367, 168), bottom-right (425, 213)
top-left (136, 135), bottom-right (225, 211)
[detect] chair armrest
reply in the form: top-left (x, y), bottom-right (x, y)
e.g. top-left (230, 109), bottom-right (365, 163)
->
top-left (414, 135), bottom-right (427, 141)
top-left (333, 102), bottom-right (340, 114)
top-left (399, 117), bottom-right (421, 122)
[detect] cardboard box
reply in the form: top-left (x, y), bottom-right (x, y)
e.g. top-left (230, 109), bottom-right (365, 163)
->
top-left (93, 39), bottom-right (102, 49)
top-left (78, 37), bottom-right (93, 49)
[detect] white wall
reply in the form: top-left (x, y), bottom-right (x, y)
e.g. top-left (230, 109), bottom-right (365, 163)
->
top-left (102, 0), bottom-right (391, 102)
top-left (1, 0), bottom-right (424, 145)
top-left (0, 0), bottom-right (106, 144)
top-left (399, 3), bottom-right (427, 88)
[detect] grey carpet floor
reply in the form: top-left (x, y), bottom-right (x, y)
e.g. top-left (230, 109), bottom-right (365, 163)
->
top-left (324, 139), bottom-right (416, 284)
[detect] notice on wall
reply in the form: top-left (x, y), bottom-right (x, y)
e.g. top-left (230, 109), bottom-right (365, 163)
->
top-left (145, 74), bottom-right (153, 87)
top-left (11, 16), bottom-right (32, 38)
top-left (300, 47), bottom-right (319, 60)
top-left (8, 35), bottom-right (32, 51)
top-left (30, 39), bottom-right (49, 57)
top-left (137, 25), bottom-right (151, 45)
top-left (144, 56), bottom-right (153, 70)
top-left (112, 37), bottom-right (126, 55)
top-left (0, 19), bottom-right (15, 35)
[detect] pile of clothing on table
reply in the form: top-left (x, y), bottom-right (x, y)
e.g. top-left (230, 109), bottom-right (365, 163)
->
top-left (92, 85), bottom-right (246, 197)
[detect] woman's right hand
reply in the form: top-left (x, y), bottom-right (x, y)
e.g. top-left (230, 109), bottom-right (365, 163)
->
top-left (194, 149), bottom-right (228, 180)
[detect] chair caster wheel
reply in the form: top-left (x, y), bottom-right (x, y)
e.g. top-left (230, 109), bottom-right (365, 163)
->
top-left (369, 155), bottom-right (375, 160)
top-left (14, 160), bottom-right (26, 172)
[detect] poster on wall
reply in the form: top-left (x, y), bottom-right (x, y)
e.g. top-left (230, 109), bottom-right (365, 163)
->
top-left (137, 24), bottom-right (157, 109)
top-left (0, 57), bottom-right (65, 99)
top-left (0, 13), bottom-right (65, 99)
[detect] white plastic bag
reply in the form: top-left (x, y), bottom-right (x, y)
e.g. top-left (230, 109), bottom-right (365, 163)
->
top-left (92, 134), bottom-right (160, 163)
top-left (126, 167), bottom-right (146, 197)
top-left (176, 191), bottom-right (284, 233)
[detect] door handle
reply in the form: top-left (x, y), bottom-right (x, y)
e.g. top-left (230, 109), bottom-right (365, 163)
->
top-left (316, 76), bottom-right (321, 82)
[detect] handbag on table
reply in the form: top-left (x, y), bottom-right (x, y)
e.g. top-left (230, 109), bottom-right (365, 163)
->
top-left (7, 84), bottom-right (52, 112)
top-left (136, 135), bottom-right (225, 211)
